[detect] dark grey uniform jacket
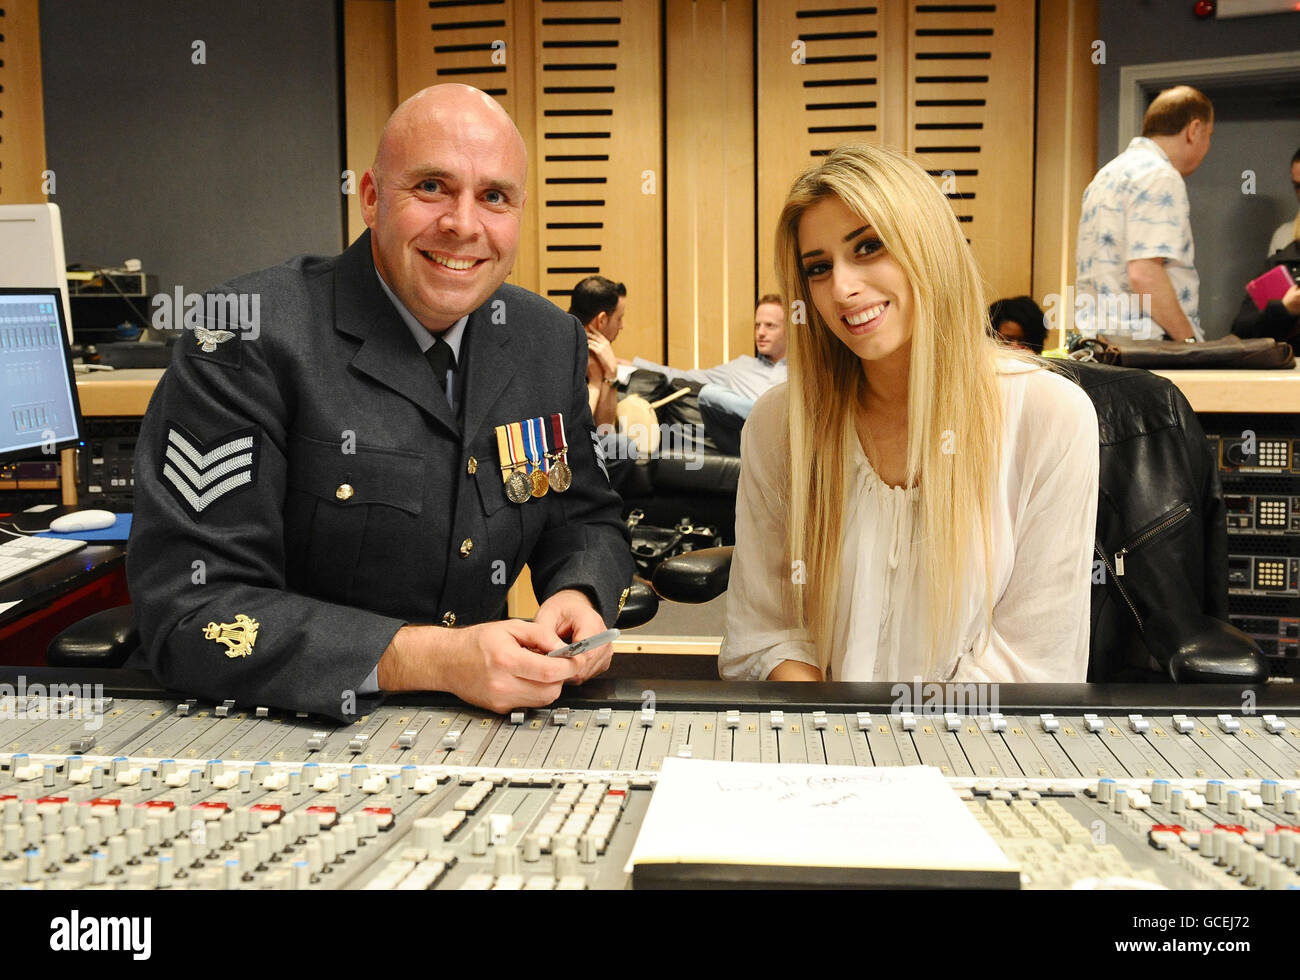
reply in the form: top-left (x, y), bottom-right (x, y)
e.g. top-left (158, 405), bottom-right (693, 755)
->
top-left (127, 231), bottom-right (633, 720)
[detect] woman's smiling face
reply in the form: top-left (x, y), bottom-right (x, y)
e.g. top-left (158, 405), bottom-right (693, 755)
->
top-left (797, 194), bottom-right (913, 368)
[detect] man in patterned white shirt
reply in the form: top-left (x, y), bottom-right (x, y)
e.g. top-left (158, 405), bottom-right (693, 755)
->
top-left (1076, 86), bottom-right (1213, 341)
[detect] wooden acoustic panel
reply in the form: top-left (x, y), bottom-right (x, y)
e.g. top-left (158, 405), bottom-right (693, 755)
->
top-left (756, 2), bottom-right (904, 301)
top-left (529, 0), bottom-right (663, 361)
top-left (1032, 0), bottom-right (1098, 339)
top-left (665, 0), bottom-right (755, 370)
top-left (344, 0), bottom-right (398, 246)
top-left (0, 0), bottom-right (48, 204)
top-left (905, 0), bottom-right (1035, 301)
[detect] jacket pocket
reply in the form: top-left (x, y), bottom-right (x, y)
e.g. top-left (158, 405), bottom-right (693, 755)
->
top-left (473, 460), bottom-right (511, 517)
top-left (285, 435), bottom-right (424, 601)
top-left (1112, 503), bottom-right (1191, 577)
top-left (287, 435), bottom-right (423, 514)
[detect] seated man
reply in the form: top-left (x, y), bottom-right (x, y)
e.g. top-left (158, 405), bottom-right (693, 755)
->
top-left (128, 84), bottom-right (634, 721)
top-left (630, 295), bottom-right (788, 455)
top-left (567, 275), bottom-right (638, 490)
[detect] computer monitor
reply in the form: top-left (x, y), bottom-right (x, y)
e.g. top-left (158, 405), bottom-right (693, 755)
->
top-left (0, 204), bottom-right (74, 344)
top-left (0, 286), bottom-right (85, 465)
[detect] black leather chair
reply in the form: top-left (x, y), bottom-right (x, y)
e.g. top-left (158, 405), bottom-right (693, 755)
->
top-left (47, 580), bottom-right (662, 668)
top-left (653, 363), bottom-right (1270, 685)
top-left (615, 370), bottom-right (743, 540)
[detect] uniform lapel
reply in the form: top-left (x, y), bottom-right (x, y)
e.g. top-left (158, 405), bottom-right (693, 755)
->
top-left (461, 289), bottom-right (516, 447)
top-left (333, 232), bottom-right (460, 438)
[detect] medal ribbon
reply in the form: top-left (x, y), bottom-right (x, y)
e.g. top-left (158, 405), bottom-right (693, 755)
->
top-left (494, 425), bottom-right (513, 484)
top-left (530, 416), bottom-right (549, 472)
top-left (520, 419), bottom-right (537, 475)
top-left (509, 421), bottom-right (531, 475)
top-left (550, 413), bottom-right (567, 459)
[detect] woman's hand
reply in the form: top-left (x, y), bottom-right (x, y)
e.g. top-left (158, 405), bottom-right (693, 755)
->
top-left (1282, 284), bottom-right (1300, 316)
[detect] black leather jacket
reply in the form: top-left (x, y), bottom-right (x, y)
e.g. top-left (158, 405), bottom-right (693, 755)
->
top-left (1056, 361), bottom-right (1228, 680)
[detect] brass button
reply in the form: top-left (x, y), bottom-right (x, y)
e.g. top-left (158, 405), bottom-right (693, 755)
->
top-left (441, 611), bottom-right (456, 627)
top-left (467, 456), bottom-right (478, 475)
top-left (335, 483), bottom-right (355, 501)
top-left (459, 538), bottom-right (474, 558)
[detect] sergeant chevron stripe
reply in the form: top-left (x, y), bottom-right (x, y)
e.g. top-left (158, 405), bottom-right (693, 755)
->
top-left (160, 422), bottom-right (260, 518)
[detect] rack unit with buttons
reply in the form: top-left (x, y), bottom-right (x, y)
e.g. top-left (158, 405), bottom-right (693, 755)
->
top-left (75, 416), bottom-right (140, 510)
top-left (2, 677), bottom-right (1299, 890)
top-left (1204, 415), bottom-right (1300, 678)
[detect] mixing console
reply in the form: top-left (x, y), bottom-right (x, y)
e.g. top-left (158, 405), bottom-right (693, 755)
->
top-left (3, 673), bottom-right (1300, 890)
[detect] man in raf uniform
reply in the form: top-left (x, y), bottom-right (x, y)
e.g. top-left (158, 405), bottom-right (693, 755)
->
top-left (128, 85), bottom-right (634, 721)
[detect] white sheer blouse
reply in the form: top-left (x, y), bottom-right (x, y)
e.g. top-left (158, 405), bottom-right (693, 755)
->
top-left (719, 360), bottom-right (1100, 684)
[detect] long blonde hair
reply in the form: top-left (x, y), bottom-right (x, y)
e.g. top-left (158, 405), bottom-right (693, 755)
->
top-left (775, 143), bottom-right (1034, 676)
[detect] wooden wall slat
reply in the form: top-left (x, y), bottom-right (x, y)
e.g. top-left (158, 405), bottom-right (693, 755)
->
top-left (0, 0), bottom-right (49, 204)
top-left (665, 0), bottom-right (756, 371)
top-left (344, 0), bottom-right (398, 246)
top-left (756, 2), bottom-right (892, 302)
top-left (1033, 0), bottom-right (1099, 342)
top-left (906, 0), bottom-right (1036, 301)
top-left (531, 0), bottom-right (663, 361)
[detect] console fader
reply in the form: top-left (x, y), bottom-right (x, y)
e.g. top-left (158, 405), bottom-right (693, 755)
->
top-left (3, 675), bottom-right (1300, 890)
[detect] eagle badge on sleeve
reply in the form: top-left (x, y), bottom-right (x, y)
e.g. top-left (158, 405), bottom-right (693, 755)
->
top-left (194, 327), bottom-right (236, 352)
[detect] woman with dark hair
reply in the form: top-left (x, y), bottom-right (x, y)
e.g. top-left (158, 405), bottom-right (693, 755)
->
top-left (988, 296), bottom-right (1048, 354)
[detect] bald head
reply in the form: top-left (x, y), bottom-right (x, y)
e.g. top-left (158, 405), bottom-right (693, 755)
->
top-left (373, 84), bottom-right (527, 182)
top-left (360, 84), bottom-right (528, 332)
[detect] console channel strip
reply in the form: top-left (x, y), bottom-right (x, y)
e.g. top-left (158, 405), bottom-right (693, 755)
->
top-left (1205, 415), bottom-right (1300, 678)
top-left (2, 680), bottom-right (1300, 890)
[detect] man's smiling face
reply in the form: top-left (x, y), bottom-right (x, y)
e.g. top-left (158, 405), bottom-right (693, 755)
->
top-left (361, 86), bottom-right (528, 332)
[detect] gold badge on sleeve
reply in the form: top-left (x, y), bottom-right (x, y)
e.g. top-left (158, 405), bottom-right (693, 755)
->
top-left (203, 614), bottom-right (260, 659)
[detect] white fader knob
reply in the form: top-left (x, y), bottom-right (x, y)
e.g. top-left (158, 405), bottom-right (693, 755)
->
top-left (413, 818), bottom-right (440, 852)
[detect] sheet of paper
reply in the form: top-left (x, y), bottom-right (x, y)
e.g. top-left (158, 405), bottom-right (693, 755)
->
top-left (0, 600), bottom-right (22, 616)
top-left (628, 758), bottom-right (1016, 874)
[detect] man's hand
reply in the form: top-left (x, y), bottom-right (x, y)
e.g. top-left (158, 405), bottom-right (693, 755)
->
top-left (534, 588), bottom-right (615, 684)
top-left (377, 619), bottom-right (582, 714)
top-left (586, 329), bottom-right (618, 379)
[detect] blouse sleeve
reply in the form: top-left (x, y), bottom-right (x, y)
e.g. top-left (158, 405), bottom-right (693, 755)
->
top-left (963, 369), bottom-right (1099, 683)
top-left (718, 386), bottom-right (820, 680)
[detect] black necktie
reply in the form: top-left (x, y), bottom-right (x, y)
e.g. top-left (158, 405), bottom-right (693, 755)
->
top-left (425, 336), bottom-right (455, 402)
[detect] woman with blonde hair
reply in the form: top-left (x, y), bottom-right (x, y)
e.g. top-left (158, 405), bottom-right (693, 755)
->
top-left (719, 143), bottom-right (1099, 684)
